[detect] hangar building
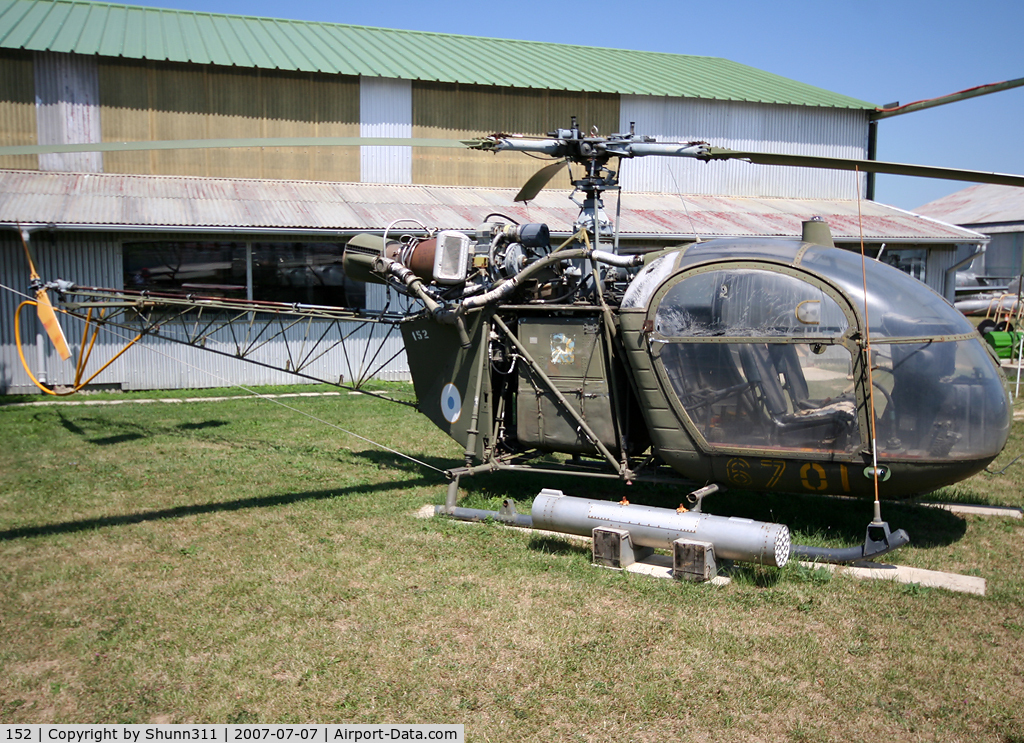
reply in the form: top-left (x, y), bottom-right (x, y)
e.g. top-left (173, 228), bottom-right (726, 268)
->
top-left (916, 184), bottom-right (1024, 284)
top-left (0, 0), bottom-right (983, 393)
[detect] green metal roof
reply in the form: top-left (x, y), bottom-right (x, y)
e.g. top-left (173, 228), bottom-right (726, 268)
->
top-left (0, 0), bottom-right (876, 109)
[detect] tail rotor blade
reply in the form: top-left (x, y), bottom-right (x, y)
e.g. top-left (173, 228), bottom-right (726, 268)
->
top-left (19, 227), bottom-right (40, 281)
top-left (18, 226), bottom-right (71, 361)
top-left (34, 289), bottom-right (72, 361)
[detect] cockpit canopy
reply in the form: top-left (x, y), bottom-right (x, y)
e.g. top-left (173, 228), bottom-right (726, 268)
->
top-left (625, 239), bottom-right (1011, 462)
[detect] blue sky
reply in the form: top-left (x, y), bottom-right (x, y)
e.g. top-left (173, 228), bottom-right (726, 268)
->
top-left (116, 0), bottom-right (1023, 211)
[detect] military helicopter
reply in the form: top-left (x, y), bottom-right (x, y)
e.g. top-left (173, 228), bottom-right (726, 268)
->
top-left (9, 120), bottom-right (1023, 569)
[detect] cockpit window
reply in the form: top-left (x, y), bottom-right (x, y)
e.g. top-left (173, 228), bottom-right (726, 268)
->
top-left (661, 342), bottom-right (860, 453)
top-left (653, 267), bottom-right (859, 454)
top-left (655, 269), bottom-right (848, 338)
top-left (870, 339), bottom-right (1009, 460)
top-left (630, 238), bottom-right (1011, 469)
top-left (649, 257), bottom-right (1010, 463)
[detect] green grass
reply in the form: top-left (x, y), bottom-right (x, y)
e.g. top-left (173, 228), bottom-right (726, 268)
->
top-left (1, 385), bottom-right (1023, 741)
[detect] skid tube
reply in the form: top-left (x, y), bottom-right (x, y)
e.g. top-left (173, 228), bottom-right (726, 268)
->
top-left (438, 478), bottom-right (911, 566)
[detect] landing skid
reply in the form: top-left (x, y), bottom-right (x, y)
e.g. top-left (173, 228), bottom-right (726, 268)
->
top-left (790, 518), bottom-right (911, 564)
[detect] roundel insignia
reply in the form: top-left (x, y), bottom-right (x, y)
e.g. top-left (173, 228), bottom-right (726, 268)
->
top-left (441, 383), bottom-right (462, 424)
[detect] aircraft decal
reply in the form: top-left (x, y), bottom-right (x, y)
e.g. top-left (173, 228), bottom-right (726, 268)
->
top-left (441, 383), bottom-right (462, 424)
top-left (550, 333), bottom-right (576, 365)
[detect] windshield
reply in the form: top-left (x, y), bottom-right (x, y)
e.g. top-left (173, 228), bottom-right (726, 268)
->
top-left (649, 256), bottom-right (1010, 461)
top-left (798, 245), bottom-right (976, 338)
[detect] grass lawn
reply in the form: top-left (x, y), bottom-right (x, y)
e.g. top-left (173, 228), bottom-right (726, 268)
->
top-left (1, 384), bottom-right (1023, 741)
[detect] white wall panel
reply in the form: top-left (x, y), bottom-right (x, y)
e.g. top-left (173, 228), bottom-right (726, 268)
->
top-left (619, 96), bottom-right (869, 199)
top-left (33, 52), bottom-right (102, 173)
top-left (360, 76), bottom-right (412, 185)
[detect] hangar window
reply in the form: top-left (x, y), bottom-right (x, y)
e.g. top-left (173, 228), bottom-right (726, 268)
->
top-left (122, 241), bottom-right (365, 308)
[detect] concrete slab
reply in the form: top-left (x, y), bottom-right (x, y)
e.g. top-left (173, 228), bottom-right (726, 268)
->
top-left (800, 561), bottom-right (985, 595)
top-left (915, 501), bottom-right (1023, 519)
top-left (623, 552), bottom-right (731, 585)
top-left (429, 509), bottom-right (982, 593)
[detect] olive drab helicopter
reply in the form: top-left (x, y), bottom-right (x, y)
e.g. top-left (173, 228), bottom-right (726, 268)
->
top-left (9, 119), bottom-right (1024, 569)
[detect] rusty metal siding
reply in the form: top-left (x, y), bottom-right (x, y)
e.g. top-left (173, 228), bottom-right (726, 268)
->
top-left (97, 58), bottom-right (361, 181)
top-left (360, 76), bottom-right (412, 185)
top-left (0, 170), bottom-right (987, 243)
top-left (33, 51), bottom-right (102, 172)
top-left (411, 82), bottom-right (619, 188)
top-left (0, 48), bottom-right (36, 170)
top-left (620, 96), bottom-right (869, 200)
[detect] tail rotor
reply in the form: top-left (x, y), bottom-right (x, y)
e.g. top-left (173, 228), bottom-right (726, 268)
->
top-left (18, 227), bottom-right (71, 361)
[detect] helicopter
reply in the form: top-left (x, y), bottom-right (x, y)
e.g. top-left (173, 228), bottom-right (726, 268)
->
top-left (9, 120), bottom-right (1023, 569)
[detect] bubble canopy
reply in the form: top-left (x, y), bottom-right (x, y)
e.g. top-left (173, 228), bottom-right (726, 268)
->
top-left (627, 239), bottom-right (1011, 464)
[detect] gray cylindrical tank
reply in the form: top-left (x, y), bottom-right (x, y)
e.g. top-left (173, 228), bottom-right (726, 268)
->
top-left (531, 490), bottom-right (790, 568)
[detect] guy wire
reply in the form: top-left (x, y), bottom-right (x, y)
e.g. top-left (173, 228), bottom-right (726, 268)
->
top-left (856, 166), bottom-right (882, 506)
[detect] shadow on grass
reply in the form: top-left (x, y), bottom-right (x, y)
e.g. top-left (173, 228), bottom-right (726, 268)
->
top-left (352, 449), bottom-right (463, 475)
top-left (51, 410), bottom-right (230, 446)
top-left (685, 488), bottom-right (969, 551)
top-left (310, 452), bottom-right (972, 552)
top-left (527, 535), bottom-right (590, 557)
top-left (0, 475), bottom-right (438, 542)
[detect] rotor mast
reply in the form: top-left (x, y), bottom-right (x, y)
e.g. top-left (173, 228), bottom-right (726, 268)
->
top-left (473, 118), bottom-right (711, 245)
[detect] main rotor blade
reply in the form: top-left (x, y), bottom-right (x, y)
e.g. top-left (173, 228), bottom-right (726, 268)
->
top-left (0, 137), bottom-right (473, 157)
top-left (706, 147), bottom-right (1024, 188)
top-left (515, 160), bottom-right (568, 202)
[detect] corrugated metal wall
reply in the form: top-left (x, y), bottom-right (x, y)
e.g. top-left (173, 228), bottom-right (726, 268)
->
top-left (8, 52), bottom-right (877, 198)
top-left (1, 231), bottom-right (122, 393)
top-left (360, 76), bottom-right (412, 184)
top-left (925, 245), bottom-right (959, 299)
top-left (34, 51), bottom-right (103, 173)
top-left (411, 82), bottom-right (620, 188)
top-left (1, 231), bottom-right (410, 395)
top-left (97, 58), bottom-right (361, 181)
top-left (983, 232), bottom-right (1024, 277)
top-left (619, 96), bottom-right (870, 199)
top-left (0, 49), bottom-right (36, 171)
top-left (114, 310), bottom-right (411, 391)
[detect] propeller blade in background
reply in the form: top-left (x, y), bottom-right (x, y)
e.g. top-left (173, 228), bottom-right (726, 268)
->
top-left (515, 160), bottom-right (568, 202)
